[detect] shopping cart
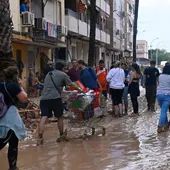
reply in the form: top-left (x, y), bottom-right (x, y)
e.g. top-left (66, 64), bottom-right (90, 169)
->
top-left (62, 90), bottom-right (106, 139)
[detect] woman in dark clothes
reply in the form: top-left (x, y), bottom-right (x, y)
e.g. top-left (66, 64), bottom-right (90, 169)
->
top-left (0, 53), bottom-right (28, 170)
top-left (128, 63), bottom-right (141, 115)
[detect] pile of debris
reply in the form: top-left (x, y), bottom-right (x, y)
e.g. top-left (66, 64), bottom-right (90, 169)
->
top-left (19, 101), bottom-right (40, 131)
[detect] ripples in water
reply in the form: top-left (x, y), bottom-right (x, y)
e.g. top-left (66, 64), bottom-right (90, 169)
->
top-left (1, 103), bottom-right (170, 170)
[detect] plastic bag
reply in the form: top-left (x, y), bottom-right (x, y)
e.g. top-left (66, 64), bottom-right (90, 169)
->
top-left (80, 94), bottom-right (94, 110)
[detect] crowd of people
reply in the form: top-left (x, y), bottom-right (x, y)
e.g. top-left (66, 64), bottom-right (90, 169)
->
top-left (37, 58), bottom-right (164, 145)
top-left (2, 54), bottom-right (170, 169)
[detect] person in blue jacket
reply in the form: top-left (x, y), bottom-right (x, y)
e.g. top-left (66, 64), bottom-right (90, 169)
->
top-left (77, 60), bottom-right (99, 90)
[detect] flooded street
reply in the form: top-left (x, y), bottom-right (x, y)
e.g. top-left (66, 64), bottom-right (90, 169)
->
top-left (1, 96), bottom-right (170, 170)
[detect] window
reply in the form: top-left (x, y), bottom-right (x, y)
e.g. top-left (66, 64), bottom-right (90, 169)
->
top-left (57, 1), bottom-right (62, 25)
top-left (20, 0), bottom-right (30, 13)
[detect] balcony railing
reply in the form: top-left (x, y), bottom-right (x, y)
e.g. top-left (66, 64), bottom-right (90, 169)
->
top-left (33, 29), bottom-right (57, 43)
top-left (65, 9), bottom-right (78, 19)
top-left (96, 0), bottom-right (110, 15)
top-left (33, 20), bottom-right (58, 43)
top-left (65, 8), bottom-right (110, 44)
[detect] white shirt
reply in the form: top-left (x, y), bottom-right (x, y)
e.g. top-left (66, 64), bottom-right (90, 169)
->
top-left (106, 67), bottom-right (125, 89)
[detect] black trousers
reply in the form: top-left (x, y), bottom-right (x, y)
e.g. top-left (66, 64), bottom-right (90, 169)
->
top-left (130, 95), bottom-right (139, 114)
top-left (0, 130), bottom-right (19, 170)
top-left (145, 85), bottom-right (157, 110)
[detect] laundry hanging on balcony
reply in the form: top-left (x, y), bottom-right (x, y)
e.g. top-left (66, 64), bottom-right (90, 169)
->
top-left (47, 22), bottom-right (57, 38)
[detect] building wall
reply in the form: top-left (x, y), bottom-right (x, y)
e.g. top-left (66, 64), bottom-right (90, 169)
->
top-left (12, 43), bottom-right (50, 89)
top-left (57, 0), bottom-right (65, 26)
top-left (136, 40), bottom-right (149, 59)
top-left (113, 0), bottom-right (125, 52)
top-left (124, 0), bottom-right (134, 52)
top-left (31, 0), bottom-right (42, 18)
top-left (9, 0), bottom-right (67, 91)
top-left (9, 0), bottom-right (21, 32)
top-left (44, 0), bottom-right (57, 24)
top-left (65, 0), bottom-right (111, 64)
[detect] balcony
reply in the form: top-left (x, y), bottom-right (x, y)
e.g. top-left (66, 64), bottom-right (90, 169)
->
top-left (33, 21), bottom-right (58, 44)
top-left (66, 9), bottom-right (89, 37)
top-left (95, 28), bottom-right (101, 41)
top-left (65, 9), bottom-right (78, 34)
top-left (101, 31), bottom-right (106, 43)
top-left (96, 0), bottom-right (110, 15)
top-left (78, 20), bottom-right (88, 37)
top-left (33, 29), bottom-right (57, 44)
top-left (106, 33), bottom-right (110, 44)
top-left (65, 9), bottom-right (110, 44)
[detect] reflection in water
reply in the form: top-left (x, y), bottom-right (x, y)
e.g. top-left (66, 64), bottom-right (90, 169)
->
top-left (1, 107), bottom-right (170, 170)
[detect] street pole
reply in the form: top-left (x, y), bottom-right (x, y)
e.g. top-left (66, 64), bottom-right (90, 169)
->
top-left (133, 0), bottom-right (139, 62)
top-left (150, 37), bottom-right (159, 60)
top-left (150, 45), bottom-right (152, 60)
top-left (156, 49), bottom-right (158, 66)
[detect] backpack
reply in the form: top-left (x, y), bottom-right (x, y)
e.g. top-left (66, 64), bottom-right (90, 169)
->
top-left (0, 92), bottom-right (8, 118)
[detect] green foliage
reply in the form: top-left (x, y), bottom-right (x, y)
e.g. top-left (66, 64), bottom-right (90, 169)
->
top-left (148, 49), bottom-right (170, 64)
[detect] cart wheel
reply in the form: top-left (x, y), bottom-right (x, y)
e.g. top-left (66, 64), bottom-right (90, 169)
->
top-left (102, 127), bottom-right (106, 136)
top-left (92, 127), bottom-right (95, 135)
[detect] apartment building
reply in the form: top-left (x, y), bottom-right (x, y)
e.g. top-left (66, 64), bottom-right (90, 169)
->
top-left (136, 40), bottom-right (148, 59)
top-left (124, 0), bottom-right (134, 58)
top-left (109, 0), bottom-right (134, 62)
top-left (112, 0), bottom-right (125, 61)
top-left (65, 0), bottom-right (111, 67)
top-left (136, 40), bottom-right (149, 66)
top-left (9, 0), bottom-right (135, 84)
top-left (9, 0), bottom-right (67, 88)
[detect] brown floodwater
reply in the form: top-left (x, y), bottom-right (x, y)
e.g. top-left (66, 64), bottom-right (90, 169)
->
top-left (1, 98), bottom-right (170, 170)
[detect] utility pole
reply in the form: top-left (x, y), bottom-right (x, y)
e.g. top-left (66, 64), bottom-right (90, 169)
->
top-left (133, 0), bottom-right (139, 62)
top-left (156, 49), bottom-right (158, 66)
top-left (88, 0), bottom-right (97, 67)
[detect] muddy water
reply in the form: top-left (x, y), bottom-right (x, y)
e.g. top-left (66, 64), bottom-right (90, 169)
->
top-left (1, 101), bottom-right (170, 169)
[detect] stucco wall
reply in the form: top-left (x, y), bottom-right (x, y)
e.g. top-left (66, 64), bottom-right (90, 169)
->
top-left (9, 0), bottom-right (21, 32)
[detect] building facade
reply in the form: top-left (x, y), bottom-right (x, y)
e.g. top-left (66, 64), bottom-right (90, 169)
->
top-left (9, 0), bottom-right (135, 86)
top-left (113, 0), bottom-right (125, 58)
top-left (109, 0), bottom-right (134, 62)
top-left (124, 0), bottom-right (134, 58)
top-left (136, 40), bottom-right (149, 66)
top-left (65, 0), bottom-right (111, 68)
top-left (9, 0), bottom-right (67, 89)
top-left (136, 40), bottom-right (149, 59)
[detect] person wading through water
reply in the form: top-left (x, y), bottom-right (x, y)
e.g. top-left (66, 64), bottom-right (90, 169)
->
top-left (0, 52), bottom-right (28, 170)
top-left (38, 62), bottom-right (73, 144)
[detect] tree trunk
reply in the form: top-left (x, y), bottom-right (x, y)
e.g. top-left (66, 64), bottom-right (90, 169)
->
top-left (133, 0), bottom-right (139, 62)
top-left (0, 0), bottom-right (13, 55)
top-left (88, 0), bottom-right (97, 67)
top-left (0, 0), bottom-right (16, 81)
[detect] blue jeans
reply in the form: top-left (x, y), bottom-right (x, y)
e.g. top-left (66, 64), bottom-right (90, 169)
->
top-left (157, 94), bottom-right (170, 127)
